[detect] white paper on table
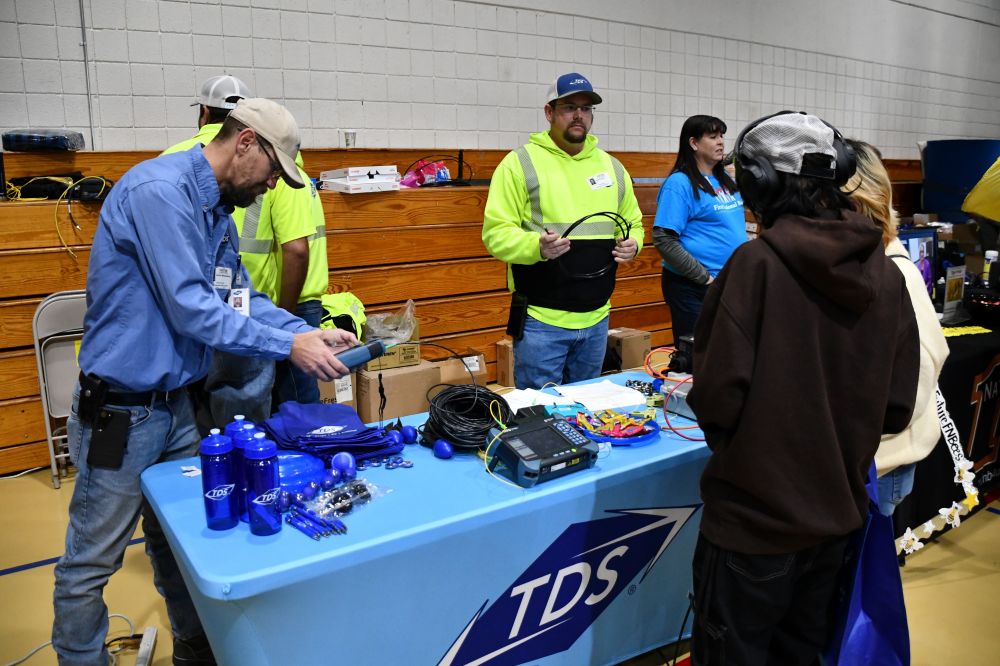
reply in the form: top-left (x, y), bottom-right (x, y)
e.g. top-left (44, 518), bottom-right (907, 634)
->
top-left (500, 388), bottom-right (579, 414)
top-left (554, 380), bottom-right (647, 411)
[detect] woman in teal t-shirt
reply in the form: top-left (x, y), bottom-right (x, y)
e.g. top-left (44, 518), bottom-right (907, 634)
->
top-left (653, 115), bottom-right (746, 339)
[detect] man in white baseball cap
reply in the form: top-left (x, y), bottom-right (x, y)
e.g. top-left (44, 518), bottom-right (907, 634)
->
top-left (192, 74), bottom-right (252, 110)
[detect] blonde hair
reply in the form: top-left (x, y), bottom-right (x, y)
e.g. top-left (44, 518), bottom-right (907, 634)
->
top-left (843, 140), bottom-right (898, 247)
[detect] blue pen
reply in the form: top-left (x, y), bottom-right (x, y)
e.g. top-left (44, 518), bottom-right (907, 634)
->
top-left (296, 514), bottom-right (327, 539)
top-left (329, 517), bottom-right (348, 534)
top-left (291, 508), bottom-right (332, 536)
top-left (286, 514), bottom-right (318, 539)
top-left (286, 515), bottom-right (319, 540)
top-left (292, 500), bottom-right (336, 529)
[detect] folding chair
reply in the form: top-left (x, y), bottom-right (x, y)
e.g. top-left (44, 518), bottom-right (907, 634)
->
top-left (32, 290), bottom-right (87, 489)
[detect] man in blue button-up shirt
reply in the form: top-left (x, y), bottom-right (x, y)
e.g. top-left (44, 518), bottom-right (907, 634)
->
top-left (53, 99), bottom-right (356, 666)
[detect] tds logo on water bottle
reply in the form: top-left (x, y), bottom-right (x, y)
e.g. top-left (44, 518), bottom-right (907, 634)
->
top-left (252, 488), bottom-right (281, 506)
top-left (204, 483), bottom-right (235, 501)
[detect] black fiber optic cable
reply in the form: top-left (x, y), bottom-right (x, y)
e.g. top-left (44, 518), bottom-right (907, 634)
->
top-left (553, 210), bottom-right (633, 280)
top-left (421, 384), bottom-right (515, 451)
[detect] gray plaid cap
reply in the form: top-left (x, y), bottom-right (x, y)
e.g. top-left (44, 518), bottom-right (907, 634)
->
top-left (740, 113), bottom-right (837, 176)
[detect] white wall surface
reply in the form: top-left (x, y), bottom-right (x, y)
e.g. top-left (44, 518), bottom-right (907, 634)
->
top-left (1, 0), bottom-right (998, 158)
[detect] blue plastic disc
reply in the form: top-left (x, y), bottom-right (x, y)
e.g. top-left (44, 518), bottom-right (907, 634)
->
top-left (276, 452), bottom-right (325, 495)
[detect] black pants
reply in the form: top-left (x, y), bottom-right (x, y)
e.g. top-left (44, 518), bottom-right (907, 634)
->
top-left (691, 532), bottom-right (851, 666)
top-left (661, 269), bottom-right (709, 341)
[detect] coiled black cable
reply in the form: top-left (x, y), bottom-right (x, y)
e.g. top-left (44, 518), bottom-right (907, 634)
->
top-left (420, 384), bottom-right (515, 451)
top-left (555, 210), bottom-right (633, 280)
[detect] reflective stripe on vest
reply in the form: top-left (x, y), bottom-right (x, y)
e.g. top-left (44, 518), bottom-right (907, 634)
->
top-left (308, 224), bottom-right (327, 241)
top-left (238, 196), bottom-right (272, 254)
top-left (514, 145), bottom-right (626, 236)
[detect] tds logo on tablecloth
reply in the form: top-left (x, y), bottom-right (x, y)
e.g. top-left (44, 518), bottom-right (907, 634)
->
top-left (437, 506), bottom-right (699, 666)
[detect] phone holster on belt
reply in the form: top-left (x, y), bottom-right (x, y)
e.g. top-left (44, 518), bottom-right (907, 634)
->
top-left (78, 374), bottom-right (130, 469)
top-left (78, 373), bottom-right (108, 424)
top-left (506, 292), bottom-right (529, 341)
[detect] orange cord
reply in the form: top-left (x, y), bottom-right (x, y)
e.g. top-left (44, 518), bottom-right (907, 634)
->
top-left (644, 346), bottom-right (676, 379)
top-left (660, 374), bottom-right (705, 441)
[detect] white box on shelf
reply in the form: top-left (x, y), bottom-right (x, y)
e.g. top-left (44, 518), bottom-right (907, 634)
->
top-left (321, 178), bottom-right (401, 194)
top-left (319, 165), bottom-right (398, 181)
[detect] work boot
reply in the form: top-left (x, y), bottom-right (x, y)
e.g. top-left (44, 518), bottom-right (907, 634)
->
top-left (173, 633), bottom-right (217, 666)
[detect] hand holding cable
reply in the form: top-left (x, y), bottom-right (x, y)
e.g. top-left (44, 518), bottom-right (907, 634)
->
top-left (539, 229), bottom-right (571, 259)
top-left (613, 237), bottom-right (638, 263)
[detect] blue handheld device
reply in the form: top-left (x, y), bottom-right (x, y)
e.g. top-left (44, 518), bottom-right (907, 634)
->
top-left (335, 340), bottom-right (389, 370)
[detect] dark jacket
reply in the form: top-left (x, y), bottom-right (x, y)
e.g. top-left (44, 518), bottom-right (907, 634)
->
top-left (688, 210), bottom-right (920, 554)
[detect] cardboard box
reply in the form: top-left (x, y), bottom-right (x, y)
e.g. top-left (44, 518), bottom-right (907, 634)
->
top-left (913, 213), bottom-right (939, 226)
top-left (318, 373), bottom-right (356, 407)
top-left (496, 339), bottom-right (514, 387)
top-left (432, 352), bottom-right (487, 386)
top-left (356, 360), bottom-right (441, 423)
top-left (365, 320), bottom-right (421, 372)
top-left (606, 327), bottom-right (651, 371)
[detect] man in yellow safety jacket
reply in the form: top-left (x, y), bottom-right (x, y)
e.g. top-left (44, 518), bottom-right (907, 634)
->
top-left (483, 72), bottom-right (643, 389)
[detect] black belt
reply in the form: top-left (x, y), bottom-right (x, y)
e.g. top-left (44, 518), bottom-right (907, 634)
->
top-left (79, 372), bottom-right (186, 407)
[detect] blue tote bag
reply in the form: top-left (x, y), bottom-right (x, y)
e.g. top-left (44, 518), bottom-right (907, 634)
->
top-left (824, 464), bottom-right (910, 665)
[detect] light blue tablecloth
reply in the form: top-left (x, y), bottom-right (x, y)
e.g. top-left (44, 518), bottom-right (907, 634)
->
top-left (141, 371), bottom-right (708, 665)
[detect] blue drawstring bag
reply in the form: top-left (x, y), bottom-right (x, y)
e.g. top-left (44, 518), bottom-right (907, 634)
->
top-left (823, 464), bottom-right (910, 665)
top-left (261, 402), bottom-right (403, 463)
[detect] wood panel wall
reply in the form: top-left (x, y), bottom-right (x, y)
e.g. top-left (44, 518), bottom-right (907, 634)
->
top-left (0, 147), bottom-right (921, 474)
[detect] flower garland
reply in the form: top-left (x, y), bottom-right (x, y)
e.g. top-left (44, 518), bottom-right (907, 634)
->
top-left (896, 387), bottom-right (980, 555)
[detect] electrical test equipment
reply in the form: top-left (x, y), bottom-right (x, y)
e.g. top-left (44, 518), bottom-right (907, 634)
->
top-left (487, 416), bottom-right (599, 487)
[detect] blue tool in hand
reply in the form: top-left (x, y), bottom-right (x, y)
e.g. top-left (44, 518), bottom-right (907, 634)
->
top-left (334, 340), bottom-right (391, 371)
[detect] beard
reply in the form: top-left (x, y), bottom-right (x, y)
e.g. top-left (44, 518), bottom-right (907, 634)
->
top-left (219, 182), bottom-right (264, 209)
top-left (561, 124), bottom-right (588, 144)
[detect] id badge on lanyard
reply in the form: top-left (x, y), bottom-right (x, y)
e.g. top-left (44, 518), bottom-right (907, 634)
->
top-left (227, 255), bottom-right (250, 316)
top-left (217, 230), bottom-right (250, 316)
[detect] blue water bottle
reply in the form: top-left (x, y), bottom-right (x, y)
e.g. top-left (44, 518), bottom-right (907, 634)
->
top-left (230, 422), bottom-right (257, 523)
top-left (199, 428), bottom-right (237, 531)
top-left (244, 432), bottom-right (282, 536)
top-left (223, 414), bottom-right (247, 440)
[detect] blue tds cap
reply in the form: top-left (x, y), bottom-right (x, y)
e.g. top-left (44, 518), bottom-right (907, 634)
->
top-left (546, 72), bottom-right (602, 105)
top-left (223, 414), bottom-right (247, 440)
top-left (245, 432), bottom-right (278, 460)
top-left (200, 428), bottom-right (233, 455)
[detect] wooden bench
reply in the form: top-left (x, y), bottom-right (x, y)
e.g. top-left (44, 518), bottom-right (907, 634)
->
top-left (0, 147), bottom-right (920, 473)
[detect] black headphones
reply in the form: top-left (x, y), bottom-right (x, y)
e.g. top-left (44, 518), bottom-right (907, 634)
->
top-left (733, 110), bottom-right (857, 211)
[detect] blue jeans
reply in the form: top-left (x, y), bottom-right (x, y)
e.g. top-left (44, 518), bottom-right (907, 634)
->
top-left (201, 350), bottom-right (274, 433)
top-left (514, 315), bottom-right (609, 389)
top-left (877, 464), bottom-right (916, 517)
top-left (274, 299), bottom-right (322, 406)
top-left (53, 384), bottom-right (204, 665)
top-left (662, 269), bottom-right (709, 340)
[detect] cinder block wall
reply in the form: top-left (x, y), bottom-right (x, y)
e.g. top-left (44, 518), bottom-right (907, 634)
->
top-left (1, 0), bottom-right (998, 158)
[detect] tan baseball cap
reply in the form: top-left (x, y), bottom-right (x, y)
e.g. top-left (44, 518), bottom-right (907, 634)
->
top-left (229, 98), bottom-right (305, 189)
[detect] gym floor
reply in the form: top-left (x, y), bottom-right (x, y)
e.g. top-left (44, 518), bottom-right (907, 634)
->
top-left (2, 467), bottom-right (997, 665)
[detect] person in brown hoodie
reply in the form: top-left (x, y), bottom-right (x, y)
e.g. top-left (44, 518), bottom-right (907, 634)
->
top-left (686, 112), bottom-right (920, 666)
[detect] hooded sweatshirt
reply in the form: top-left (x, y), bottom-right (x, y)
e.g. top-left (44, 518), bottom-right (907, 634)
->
top-left (688, 210), bottom-right (920, 554)
top-left (482, 132), bottom-right (644, 329)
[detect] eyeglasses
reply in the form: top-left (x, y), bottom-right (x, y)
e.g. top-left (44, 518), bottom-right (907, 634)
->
top-left (256, 137), bottom-right (283, 179)
top-left (553, 103), bottom-right (594, 116)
